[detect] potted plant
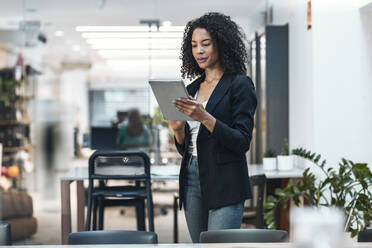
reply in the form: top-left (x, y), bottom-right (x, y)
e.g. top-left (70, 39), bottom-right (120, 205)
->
top-left (277, 139), bottom-right (294, 170)
top-left (263, 149), bottom-right (277, 171)
top-left (0, 73), bottom-right (23, 107)
top-left (292, 147), bottom-right (310, 169)
top-left (264, 148), bottom-right (372, 237)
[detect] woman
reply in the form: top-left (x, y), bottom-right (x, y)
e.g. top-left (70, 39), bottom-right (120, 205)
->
top-left (168, 12), bottom-right (257, 243)
top-left (117, 108), bottom-right (152, 149)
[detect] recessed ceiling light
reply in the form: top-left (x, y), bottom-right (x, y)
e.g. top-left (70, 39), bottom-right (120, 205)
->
top-left (81, 32), bottom-right (182, 39)
top-left (159, 26), bottom-right (185, 32)
top-left (98, 49), bottom-right (179, 58)
top-left (76, 26), bottom-right (150, 32)
top-left (162, 21), bottom-right (172, 27)
top-left (55, 30), bottom-right (64, 37)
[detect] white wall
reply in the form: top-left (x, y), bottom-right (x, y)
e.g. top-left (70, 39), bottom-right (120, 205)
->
top-left (312, 0), bottom-right (372, 166)
top-left (265, 0), bottom-right (372, 166)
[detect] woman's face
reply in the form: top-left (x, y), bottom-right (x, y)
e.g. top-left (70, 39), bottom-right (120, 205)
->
top-left (191, 27), bottom-right (220, 70)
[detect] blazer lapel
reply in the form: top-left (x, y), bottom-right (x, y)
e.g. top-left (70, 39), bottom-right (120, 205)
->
top-left (205, 73), bottom-right (233, 114)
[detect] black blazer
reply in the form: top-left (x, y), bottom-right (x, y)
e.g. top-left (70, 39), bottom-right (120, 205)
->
top-left (175, 73), bottom-right (257, 210)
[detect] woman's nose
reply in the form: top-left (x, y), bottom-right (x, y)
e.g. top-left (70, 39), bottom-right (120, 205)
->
top-left (197, 45), bottom-right (204, 53)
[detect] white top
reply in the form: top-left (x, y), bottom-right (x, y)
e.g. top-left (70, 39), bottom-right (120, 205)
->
top-left (187, 91), bottom-right (208, 156)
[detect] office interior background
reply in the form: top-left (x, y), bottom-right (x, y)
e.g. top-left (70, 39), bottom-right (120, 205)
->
top-left (0, 0), bottom-right (371, 245)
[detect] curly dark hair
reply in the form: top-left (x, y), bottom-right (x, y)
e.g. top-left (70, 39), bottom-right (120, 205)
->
top-left (180, 12), bottom-right (248, 80)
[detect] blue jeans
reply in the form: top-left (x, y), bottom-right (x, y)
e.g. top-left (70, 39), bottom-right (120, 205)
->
top-left (184, 156), bottom-right (244, 243)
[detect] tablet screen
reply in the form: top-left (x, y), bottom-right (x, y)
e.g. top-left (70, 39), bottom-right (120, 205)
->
top-left (149, 80), bottom-right (193, 121)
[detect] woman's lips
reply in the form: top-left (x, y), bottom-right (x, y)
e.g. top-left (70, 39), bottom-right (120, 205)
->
top-left (197, 58), bottom-right (207, 63)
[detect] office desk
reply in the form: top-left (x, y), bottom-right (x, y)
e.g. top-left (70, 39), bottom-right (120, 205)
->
top-left (11, 243), bottom-right (372, 248)
top-left (60, 165), bottom-right (304, 244)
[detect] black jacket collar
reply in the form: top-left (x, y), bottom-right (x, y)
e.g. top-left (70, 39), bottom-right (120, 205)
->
top-left (187, 72), bottom-right (233, 115)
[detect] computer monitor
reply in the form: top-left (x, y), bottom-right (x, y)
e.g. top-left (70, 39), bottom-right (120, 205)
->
top-left (90, 126), bottom-right (118, 150)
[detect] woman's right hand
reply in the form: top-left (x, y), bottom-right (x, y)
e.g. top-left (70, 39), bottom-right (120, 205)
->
top-left (168, 120), bottom-right (185, 132)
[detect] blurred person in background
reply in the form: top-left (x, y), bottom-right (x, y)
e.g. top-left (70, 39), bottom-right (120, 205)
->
top-left (116, 108), bottom-right (152, 149)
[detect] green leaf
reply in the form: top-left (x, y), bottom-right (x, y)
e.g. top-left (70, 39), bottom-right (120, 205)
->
top-left (351, 229), bottom-right (358, 238)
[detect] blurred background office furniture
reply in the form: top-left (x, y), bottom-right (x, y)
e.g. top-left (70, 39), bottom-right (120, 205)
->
top-left (90, 127), bottom-right (118, 150)
top-left (85, 150), bottom-right (154, 232)
top-left (358, 229), bottom-right (372, 242)
top-left (247, 25), bottom-right (289, 164)
top-left (0, 191), bottom-right (37, 242)
top-left (200, 229), bottom-right (288, 243)
top-left (242, 174), bottom-right (267, 228)
top-left (0, 221), bottom-right (12, 245)
top-left (68, 230), bottom-right (158, 244)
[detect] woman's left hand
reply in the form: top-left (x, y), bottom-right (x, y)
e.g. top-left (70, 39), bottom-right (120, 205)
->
top-left (173, 96), bottom-right (208, 122)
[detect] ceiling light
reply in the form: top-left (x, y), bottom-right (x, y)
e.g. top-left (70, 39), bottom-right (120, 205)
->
top-left (81, 32), bottom-right (182, 39)
top-left (86, 38), bottom-right (182, 47)
top-left (55, 30), bottom-right (64, 37)
top-left (159, 26), bottom-right (185, 32)
top-left (98, 49), bottom-right (179, 58)
top-left (76, 26), bottom-right (150, 32)
top-left (162, 21), bottom-right (172, 27)
top-left (75, 25), bottom-right (185, 32)
top-left (91, 44), bottom-right (181, 50)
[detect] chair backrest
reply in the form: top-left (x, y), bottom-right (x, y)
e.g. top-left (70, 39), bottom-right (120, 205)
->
top-left (68, 230), bottom-right (158, 244)
top-left (0, 221), bottom-right (12, 245)
top-left (244, 174), bottom-right (267, 228)
top-left (86, 150), bottom-right (154, 231)
top-left (88, 150), bottom-right (151, 181)
top-left (200, 229), bottom-right (288, 243)
top-left (358, 229), bottom-right (372, 242)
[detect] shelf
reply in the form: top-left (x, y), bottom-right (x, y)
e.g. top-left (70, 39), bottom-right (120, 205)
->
top-left (3, 146), bottom-right (28, 152)
top-left (0, 120), bottom-right (30, 126)
top-left (15, 95), bottom-right (34, 101)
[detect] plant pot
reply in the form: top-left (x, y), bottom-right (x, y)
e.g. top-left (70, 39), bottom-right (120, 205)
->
top-left (263, 157), bottom-right (277, 171)
top-left (277, 155), bottom-right (294, 171)
top-left (293, 155), bottom-right (306, 169)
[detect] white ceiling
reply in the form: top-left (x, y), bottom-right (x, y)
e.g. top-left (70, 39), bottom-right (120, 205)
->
top-left (0, 0), bottom-right (265, 75)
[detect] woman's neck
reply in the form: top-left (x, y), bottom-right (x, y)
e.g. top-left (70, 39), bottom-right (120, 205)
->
top-left (204, 66), bottom-right (224, 85)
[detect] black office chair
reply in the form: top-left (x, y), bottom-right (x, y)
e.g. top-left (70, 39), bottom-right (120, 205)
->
top-left (92, 180), bottom-right (146, 231)
top-left (0, 221), bottom-right (12, 245)
top-left (68, 230), bottom-right (158, 244)
top-left (242, 174), bottom-right (267, 228)
top-left (85, 150), bottom-right (154, 232)
top-left (200, 229), bottom-right (288, 243)
top-left (358, 229), bottom-right (372, 242)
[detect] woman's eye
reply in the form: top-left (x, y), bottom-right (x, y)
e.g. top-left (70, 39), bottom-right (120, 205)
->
top-left (202, 43), bottom-right (210, 47)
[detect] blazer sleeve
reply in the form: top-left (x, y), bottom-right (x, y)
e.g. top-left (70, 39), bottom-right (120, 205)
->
top-left (210, 75), bottom-right (257, 155)
top-left (174, 121), bottom-right (190, 156)
top-left (174, 136), bottom-right (185, 156)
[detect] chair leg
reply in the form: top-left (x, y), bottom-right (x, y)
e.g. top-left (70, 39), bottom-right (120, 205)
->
top-left (147, 197), bottom-right (155, 232)
top-left (136, 200), bottom-right (146, 231)
top-left (173, 193), bottom-right (179, 243)
top-left (85, 185), bottom-right (93, 231)
top-left (92, 198), bottom-right (98, 231)
top-left (98, 198), bottom-right (104, 230)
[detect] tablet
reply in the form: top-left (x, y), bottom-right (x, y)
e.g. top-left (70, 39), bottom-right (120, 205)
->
top-left (149, 79), bottom-right (193, 121)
